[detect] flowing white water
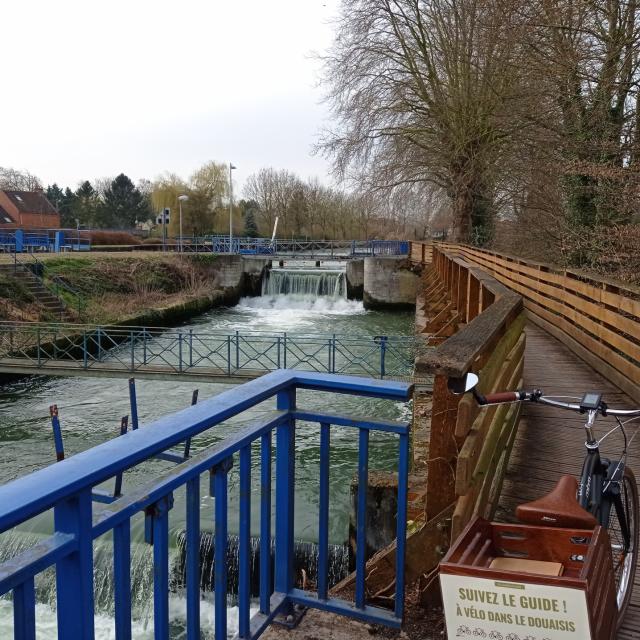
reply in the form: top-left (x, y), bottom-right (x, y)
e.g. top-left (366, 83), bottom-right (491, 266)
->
top-left (262, 268), bottom-right (346, 298)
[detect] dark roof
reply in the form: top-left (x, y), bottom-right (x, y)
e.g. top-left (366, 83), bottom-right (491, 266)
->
top-left (2, 191), bottom-right (58, 215)
top-left (0, 204), bottom-right (14, 224)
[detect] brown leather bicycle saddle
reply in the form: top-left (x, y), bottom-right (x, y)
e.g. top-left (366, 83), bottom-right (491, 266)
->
top-left (516, 475), bottom-right (598, 529)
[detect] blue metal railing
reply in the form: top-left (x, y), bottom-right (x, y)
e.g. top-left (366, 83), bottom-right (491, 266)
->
top-left (174, 236), bottom-right (410, 257)
top-left (0, 228), bottom-right (91, 253)
top-left (0, 322), bottom-right (426, 380)
top-left (0, 370), bottom-right (411, 639)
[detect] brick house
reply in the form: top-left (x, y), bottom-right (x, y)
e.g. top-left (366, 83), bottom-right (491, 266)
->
top-left (0, 190), bottom-right (60, 229)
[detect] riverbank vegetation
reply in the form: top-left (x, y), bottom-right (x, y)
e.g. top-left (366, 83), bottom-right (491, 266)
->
top-left (47, 254), bottom-right (225, 323)
top-left (0, 255), bottom-right (229, 325)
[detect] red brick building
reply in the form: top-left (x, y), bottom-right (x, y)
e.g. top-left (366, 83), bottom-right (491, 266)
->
top-left (0, 190), bottom-right (60, 229)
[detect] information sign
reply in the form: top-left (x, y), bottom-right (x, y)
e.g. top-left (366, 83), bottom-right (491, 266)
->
top-left (440, 574), bottom-right (592, 640)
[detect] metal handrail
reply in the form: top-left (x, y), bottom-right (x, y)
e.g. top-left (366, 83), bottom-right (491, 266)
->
top-left (0, 370), bottom-right (411, 638)
top-left (13, 254), bottom-right (86, 317)
top-left (0, 322), bottom-right (428, 380)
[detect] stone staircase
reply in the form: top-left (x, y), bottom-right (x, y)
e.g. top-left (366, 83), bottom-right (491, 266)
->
top-left (0, 262), bottom-right (74, 321)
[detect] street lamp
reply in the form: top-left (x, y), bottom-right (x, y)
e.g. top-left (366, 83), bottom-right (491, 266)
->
top-left (178, 194), bottom-right (188, 254)
top-left (229, 163), bottom-right (237, 253)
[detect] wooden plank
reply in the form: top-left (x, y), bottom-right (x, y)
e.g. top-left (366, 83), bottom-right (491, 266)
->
top-left (416, 294), bottom-right (522, 378)
top-left (426, 302), bottom-right (454, 333)
top-left (475, 400), bottom-right (521, 518)
top-left (485, 399), bottom-right (522, 519)
top-left (454, 317), bottom-right (526, 439)
top-left (527, 300), bottom-right (640, 386)
top-left (448, 243), bottom-right (640, 317)
top-left (526, 309), bottom-right (640, 404)
top-left (455, 341), bottom-right (525, 494)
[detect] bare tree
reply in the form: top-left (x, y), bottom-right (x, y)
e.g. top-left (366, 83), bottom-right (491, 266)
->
top-left (319, 0), bottom-right (530, 243)
top-left (0, 167), bottom-right (42, 191)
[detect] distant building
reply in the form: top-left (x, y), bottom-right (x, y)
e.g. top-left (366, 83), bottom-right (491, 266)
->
top-left (0, 190), bottom-right (60, 229)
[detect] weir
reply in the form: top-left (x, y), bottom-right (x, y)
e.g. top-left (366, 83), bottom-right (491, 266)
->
top-left (262, 268), bottom-right (347, 298)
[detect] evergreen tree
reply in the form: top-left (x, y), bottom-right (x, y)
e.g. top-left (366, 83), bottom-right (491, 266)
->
top-left (244, 209), bottom-right (259, 237)
top-left (46, 184), bottom-right (77, 227)
top-left (102, 174), bottom-right (152, 229)
top-left (74, 181), bottom-right (101, 227)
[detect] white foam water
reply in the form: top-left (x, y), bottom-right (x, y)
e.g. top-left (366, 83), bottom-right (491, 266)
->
top-left (0, 596), bottom-right (258, 639)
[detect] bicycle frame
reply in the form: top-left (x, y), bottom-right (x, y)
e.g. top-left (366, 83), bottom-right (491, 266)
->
top-left (578, 410), bottom-right (631, 549)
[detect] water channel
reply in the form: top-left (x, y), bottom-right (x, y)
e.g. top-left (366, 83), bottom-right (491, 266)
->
top-left (0, 264), bottom-right (415, 638)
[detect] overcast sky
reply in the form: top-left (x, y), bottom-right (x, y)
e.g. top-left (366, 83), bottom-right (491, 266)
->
top-left (2, 0), bottom-right (340, 194)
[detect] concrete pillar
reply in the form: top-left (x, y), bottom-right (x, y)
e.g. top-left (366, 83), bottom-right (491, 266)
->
top-left (363, 257), bottom-right (419, 310)
top-left (349, 471), bottom-right (398, 568)
top-left (346, 259), bottom-right (364, 300)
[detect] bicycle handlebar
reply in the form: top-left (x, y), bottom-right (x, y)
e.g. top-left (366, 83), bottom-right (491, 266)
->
top-left (477, 388), bottom-right (640, 417)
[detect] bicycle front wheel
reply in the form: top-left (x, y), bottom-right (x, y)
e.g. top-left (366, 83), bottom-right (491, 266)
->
top-left (607, 466), bottom-right (639, 628)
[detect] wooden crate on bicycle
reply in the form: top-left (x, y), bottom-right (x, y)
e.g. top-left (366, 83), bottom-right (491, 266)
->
top-left (440, 517), bottom-right (617, 640)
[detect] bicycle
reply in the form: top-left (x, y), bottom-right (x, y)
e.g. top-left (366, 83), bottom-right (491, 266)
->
top-left (449, 373), bottom-right (640, 628)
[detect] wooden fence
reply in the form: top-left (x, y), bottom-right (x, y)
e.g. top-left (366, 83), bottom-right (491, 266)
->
top-left (414, 246), bottom-right (526, 539)
top-left (411, 241), bottom-right (640, 403)
top-left (357, 244), bottom-right (526, 599)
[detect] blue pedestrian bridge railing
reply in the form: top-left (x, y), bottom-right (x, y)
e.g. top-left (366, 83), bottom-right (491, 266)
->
top-left (0, 370), bottom-right (411, 639)
top-left (0, 322), bottom-right (428, 381)
top-left (176, 236), bottom-right (409, 257)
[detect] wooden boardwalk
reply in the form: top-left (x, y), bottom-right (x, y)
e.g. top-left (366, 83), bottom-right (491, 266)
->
top-left (497, 323), bottom-right (640, 639)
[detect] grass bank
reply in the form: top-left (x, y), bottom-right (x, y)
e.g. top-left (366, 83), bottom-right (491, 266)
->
top-left (0, 254), bottom-right (242, 325)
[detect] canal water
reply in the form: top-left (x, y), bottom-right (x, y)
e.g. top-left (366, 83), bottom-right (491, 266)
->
top-left (0, 265), bottom-right (414, 638)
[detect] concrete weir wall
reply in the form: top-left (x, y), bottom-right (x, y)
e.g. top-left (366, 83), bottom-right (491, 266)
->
top-left (362, 256), bottom-right (420, 310)
top-left (212, 255), bottom-right (270, 298)
top-left (346, 259), bottom-right (364, 299)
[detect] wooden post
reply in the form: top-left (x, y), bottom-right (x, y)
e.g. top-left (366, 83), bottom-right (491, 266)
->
top-left (457, 267), bottom-right (469, 321)
top-left (467, 275), bottom-right (480, 323)
top-left (424, 374), bottom-right (461, 519)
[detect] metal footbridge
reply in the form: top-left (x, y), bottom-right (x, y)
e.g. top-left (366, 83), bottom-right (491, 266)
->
top-left (0, 321), bottom-right (426, 383)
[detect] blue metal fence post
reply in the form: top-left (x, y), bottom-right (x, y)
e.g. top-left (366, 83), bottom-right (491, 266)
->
top-left (235, 330), bottom-right (240, 370)
top-left (238, 446), bottom-right (252, 638)
top-left (317, 422), bottom-right (330, 600)
top-left (355, 428), bottom-right (369, 609)
top-left (113, 519), bottom-right (132, 640)
top-left (183, 389), bottom-right (198, 459)
top-left (130, 330), bottom-right (135, 371)
top-left (113, 416), bottom-right (128, 497)
top-left (395, 432), bottom-right (410, 619)
top-left (227, 335), bottom-right (232, 376)
top-left (178, 332), bottom-right (183, 372)
top-left (97, 327), bottom-right (102, 361)
top-left (50, 404), bottom-right (65, 461)
top-left (128, 378), bottom-right (139, 430)
top-left (380, 336), bottom-right (387, 379)
top-left (185, 477), bottom-right (200, 640)
top-left (144, 494), bottom-right (174, 640)
top-left (13, 577), bottom-right (36, 640)
top-left (37, 327), bottom-right (41, 366)
top-left (54, 488), bottom-right (95, 640)
top-left (189, 329), bottom-right (193, 368)
top-left (83, 330), bottom-right (88, 368)
top-left (275, 388), bottom-right (296, 598)
top-left (212, 458), bottom-right (233, 639)
top-left (260, 431), bottom-right (272, 614)
top-left (15, 229), bottom-right (24, 253)
top-left (283, 332), bottom-right (287, 369)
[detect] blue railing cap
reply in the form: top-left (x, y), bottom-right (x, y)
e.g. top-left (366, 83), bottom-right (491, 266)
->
top-left (0, 370), bottom-right (411, 532)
